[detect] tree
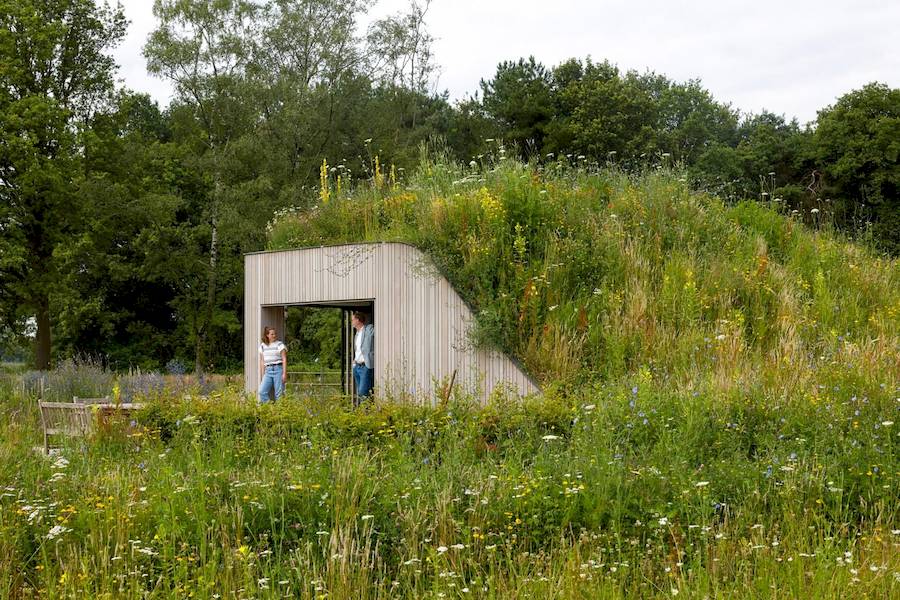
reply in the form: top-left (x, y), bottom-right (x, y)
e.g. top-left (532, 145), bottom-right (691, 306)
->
top-left (248, 0), bottom-right (372, 185)
top-left (480, 57), bottom-right (556, 156)
top-left (53, 92), bottom-right (185, 369)
top-left (144, 0), bottom-right (261, 375)
top-left (0, 0), bottom-right (126, 369)
top-left (551, 60), bottom-right (657, 163)
top-left (364, 1), bottom-right (444, 165)
top-left (444, 95), bottom-right (500, 162)
top-left (815, 83), bottom-right (900, 253)
top-left (367, 0), bottom-right (435, 95)
top-left (654, 79), bottom-right (738, 164)
top-left (731, 112), bottom-right (812, 206)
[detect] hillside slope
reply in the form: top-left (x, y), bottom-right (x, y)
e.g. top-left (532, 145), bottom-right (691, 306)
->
top-left (268, 158), bottom-right (899, 397)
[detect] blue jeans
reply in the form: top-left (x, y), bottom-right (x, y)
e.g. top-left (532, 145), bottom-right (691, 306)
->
top-left (353, 364), bottom-right (374, 405)
top-left (258, 364), bottom-right (284, 403)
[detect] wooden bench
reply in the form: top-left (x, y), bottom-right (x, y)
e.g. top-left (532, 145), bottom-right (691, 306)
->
top-left (38, 401), bottom-right (94, 454)
top-left (73, 396), bottom-right (111, 405)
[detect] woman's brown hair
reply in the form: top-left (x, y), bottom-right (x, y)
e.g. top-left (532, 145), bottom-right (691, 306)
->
top-left (261, 326), bottom-right (276, 344)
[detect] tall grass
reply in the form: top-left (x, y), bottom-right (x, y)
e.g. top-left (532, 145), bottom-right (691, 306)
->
top-left (1, 381), bottom-right (897, 598)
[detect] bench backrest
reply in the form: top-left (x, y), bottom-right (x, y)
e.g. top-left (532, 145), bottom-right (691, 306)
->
top-left (39, 402), bottom-right (93, 440)
top-left (73, 396), bottom-right (111, 405)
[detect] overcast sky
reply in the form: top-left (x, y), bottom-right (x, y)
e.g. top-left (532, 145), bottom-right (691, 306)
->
top-left (113, 0), bottom-right (900, 125)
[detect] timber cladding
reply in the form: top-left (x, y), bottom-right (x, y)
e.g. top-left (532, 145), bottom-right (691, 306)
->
top-left (245, 242), bottom-right (540, 403)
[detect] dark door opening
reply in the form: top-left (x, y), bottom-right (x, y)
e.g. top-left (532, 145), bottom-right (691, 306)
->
top-left (283, 301), bottom-right (374, 398)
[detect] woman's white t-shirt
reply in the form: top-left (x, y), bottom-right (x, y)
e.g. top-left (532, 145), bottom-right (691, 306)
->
top-left (259, 341), bottom-right (286, 366)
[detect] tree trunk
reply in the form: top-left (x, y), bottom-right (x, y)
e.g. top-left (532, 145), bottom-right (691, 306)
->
top-left (35, 295), bottom-right (51, 370)
top-left (196, 195), bottom-right (220, 377)
top-left (194, 328), bottom-right (204, 378)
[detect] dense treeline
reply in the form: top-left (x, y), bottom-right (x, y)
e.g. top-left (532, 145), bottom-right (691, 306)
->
top-left (470, 56), bottom-right (899, 253)
top-left (1, 0), bottom-right (898, 370)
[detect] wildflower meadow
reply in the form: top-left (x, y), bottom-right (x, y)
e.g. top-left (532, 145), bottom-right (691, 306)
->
top-left (1, 156), bottom-right (898, 598)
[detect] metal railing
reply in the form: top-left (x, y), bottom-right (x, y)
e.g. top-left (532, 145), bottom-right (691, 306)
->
top-left (285, 369), bottom-right (343, 397)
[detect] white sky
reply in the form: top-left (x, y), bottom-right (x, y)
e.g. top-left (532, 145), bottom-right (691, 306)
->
top-left (113, 0), bottom-right (900, 125)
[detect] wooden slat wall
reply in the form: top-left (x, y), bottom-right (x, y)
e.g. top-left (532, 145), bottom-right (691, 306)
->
top-left (245, 243), bottom-right (540, 403)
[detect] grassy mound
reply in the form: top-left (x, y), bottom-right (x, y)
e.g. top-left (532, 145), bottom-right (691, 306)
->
top-left (269, 157), bottom-right (899, 394)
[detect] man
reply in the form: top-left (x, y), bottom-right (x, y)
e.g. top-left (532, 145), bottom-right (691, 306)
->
top-left (351, 311), bottom-right (374, 404)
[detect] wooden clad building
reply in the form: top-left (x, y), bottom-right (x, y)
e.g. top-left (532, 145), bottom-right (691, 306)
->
top-left (245, 243), bottom-right (540, 403)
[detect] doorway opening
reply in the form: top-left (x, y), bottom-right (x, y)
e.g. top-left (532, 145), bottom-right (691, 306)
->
top-left (281, 301), bottom-right (374, 398)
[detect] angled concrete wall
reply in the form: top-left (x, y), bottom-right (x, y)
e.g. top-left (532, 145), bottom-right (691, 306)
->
top-left (245, 243), bottom-right (540, 403)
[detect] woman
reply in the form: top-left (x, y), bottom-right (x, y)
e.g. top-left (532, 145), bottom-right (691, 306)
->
top-left (258, 326), bottom-right (287, 402)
